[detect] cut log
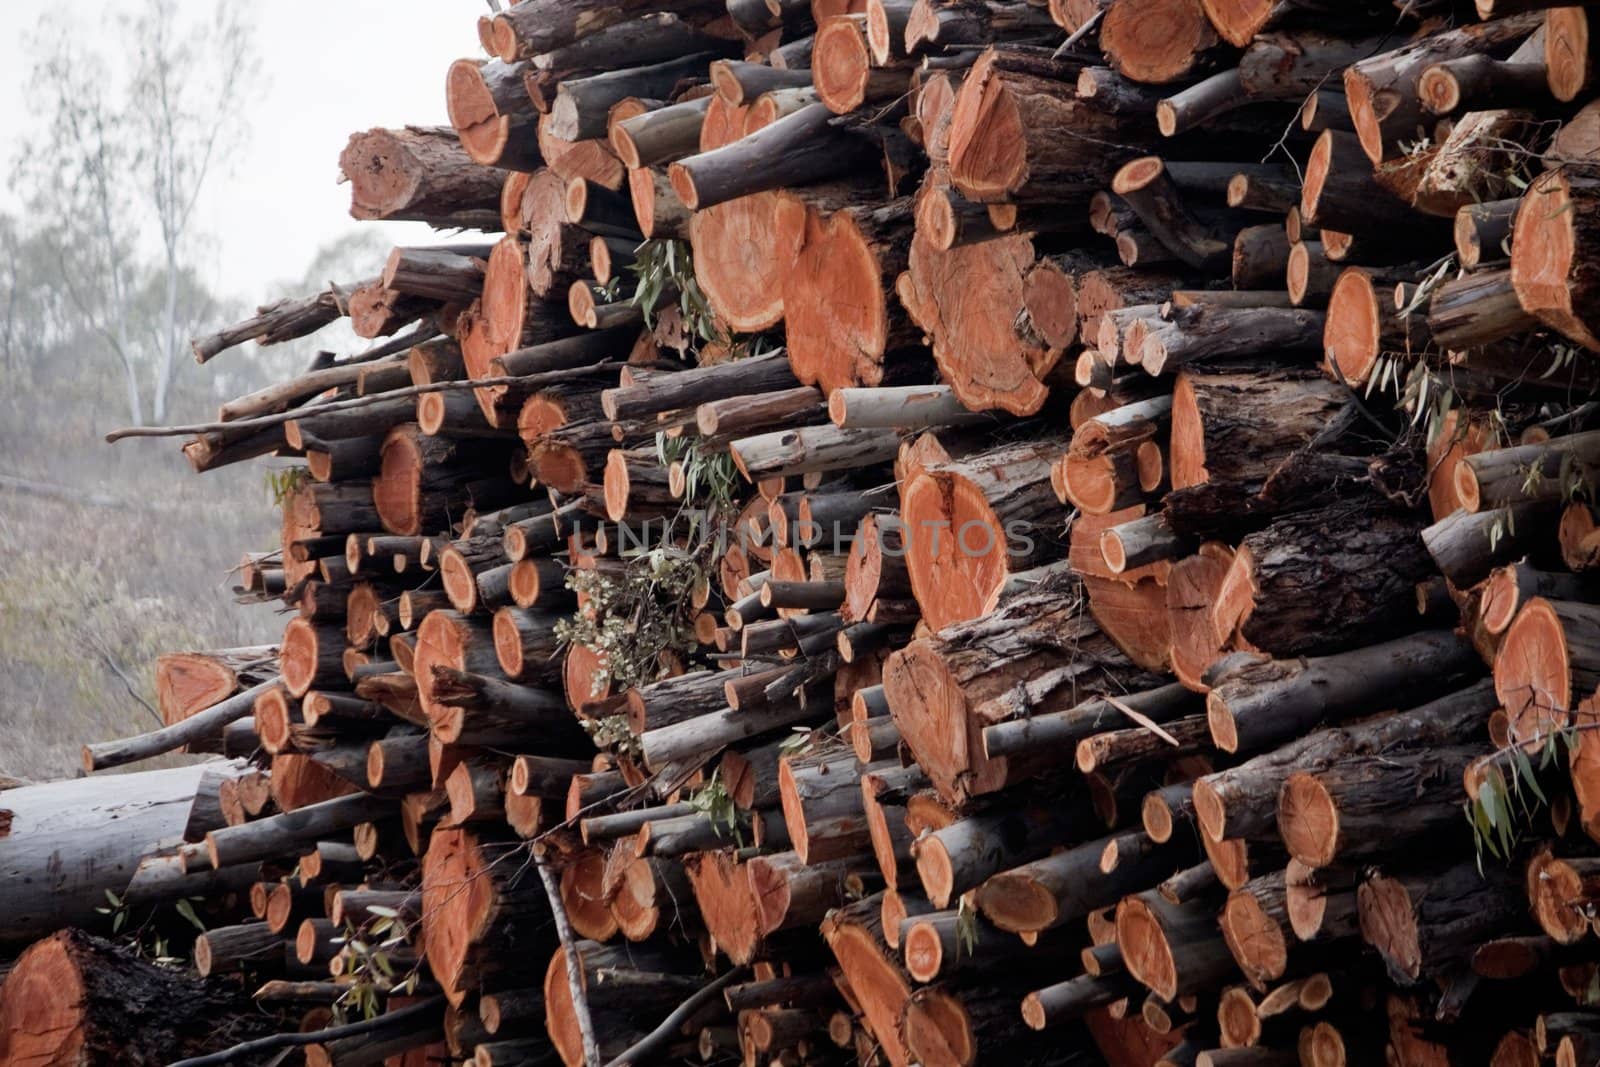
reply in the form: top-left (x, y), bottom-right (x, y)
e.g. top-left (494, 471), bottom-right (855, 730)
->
top-left (1358, 860), bottom-right (1524, 984)
top-left (446, 59), bottom-right (541, 169)
top-left (946, 47), bottom-right (1149, 204)
top-left (782, 196), bottom-right (915, 394)
top-left (1165, 365), bottom-right (1348, 537)
top-left (1511, 168), bottom-right (1600, 351)
top-left (1277, 744), bottom-right (1483, 869)
top-left (899, 435), bottom-right (1067, 630)
top-left (1117, 891), bottom-right (1239, 1001)
top-left (1194, 678), bottom-right (1495, 844)
top-left (1206, 630), bottom-right (1484, 755)
top-left (340, 126), bottom-right (505, 230)
top-left (1211, 497), bottom-right (1433, 656)
top-left (0, 929), bottom-right (273, 1064)
top-left (1101, 0), bottom-right (1222, 85)
top-left (884, 583), bottom-right (1164, 802)
top-left (1343, 13), bottom-right (1543, 163)
top-left (669, 103), bottom-right (886, 211)
top-left (1494, 596), bottom-right (1600, 746)
top-left (978, 831), bottom-right (1195, 934)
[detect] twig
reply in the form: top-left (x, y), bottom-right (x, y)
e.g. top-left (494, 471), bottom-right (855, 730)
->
top-left (1104, 695), bottom-right (1181, 747)
top-left (604, 967), bottom-right (747, 1067)
top-left (535, 844), bottom-right (602, 1067)
top-left (103, 363), bottom-right (626, 443)
top-left (1052, 10), bottom-right (1102, 57)
top-left (164, 996), bottom-right (444, 1067)
top-left (86, 635), bottom-right (162, 727)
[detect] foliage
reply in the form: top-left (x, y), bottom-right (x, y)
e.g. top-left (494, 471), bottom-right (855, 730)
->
top-left (93, 889), bottom-right (204, 966)
top-left (656, 431), bottom-right (740, 513)
top-left (265, 466), bottom-right (310, 508)
top-left (582, 714), bottom-right (641, 759)
top-left (617, 238), bottom-right (783, 362)
top-left (1465, 723), bottom-right (1578, 872)
top-left (686, 771), bottom-right (744, 846)
top-left (554, 547), bottom-right (708, 698)
top-left (955, 896), bottom-right (980, 959)
top-left (332, 909), bottom-right (421, 1023)
top-left (624, 238), bottom-right (719, 345)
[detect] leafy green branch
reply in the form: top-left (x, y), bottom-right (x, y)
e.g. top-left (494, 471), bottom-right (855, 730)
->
top-left (686, 771), bottom-right (744, 846)
top-left (1465, 721), bottom-right (1593, 872)
top-left (332, 909), bottom-right (421, 1023)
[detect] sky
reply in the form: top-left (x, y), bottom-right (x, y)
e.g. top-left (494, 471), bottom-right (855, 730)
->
top-left (0, 0), bottom-right (488, 304)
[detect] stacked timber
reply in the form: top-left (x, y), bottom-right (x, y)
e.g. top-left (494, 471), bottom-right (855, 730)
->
top-left (8, 1), bottom-right (1600, 1065)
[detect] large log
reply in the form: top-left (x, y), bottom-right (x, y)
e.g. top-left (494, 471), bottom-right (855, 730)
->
top-left (884, 583), bottom-right (1164, 803)
top-left (1358, 861), bottom-right (1525, 985)
top-left (1205, 630), bottom-right (1484, 756)
top-left (1210, 497), bottom-right (1433, 656)
top-left (1193, 678), bottom-right (1496, 844)
top-left (899, 435), bottom-right (1067, 630)
top-left (1164, 365), bottom-right (1349, 538)
top-left (0, 763), bottom-right (214, 946)
top-left (0, 929), bottom-right (273, 1064)
top-left (1511, 168), bottom-right (1600, 351)
top-left (339, 126), bottom-right (505, 230)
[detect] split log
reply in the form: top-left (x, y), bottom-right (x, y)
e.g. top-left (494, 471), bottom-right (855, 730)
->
top-left (783, 196), bottom-right (916, 394)
top-left (422, 827), bottom-right (552, 1005)
top-left (946, 47), bottom-right (1149, 204)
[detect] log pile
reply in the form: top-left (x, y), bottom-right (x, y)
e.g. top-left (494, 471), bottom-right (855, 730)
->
top-left (8, 1), bottom-right (1600, 1065)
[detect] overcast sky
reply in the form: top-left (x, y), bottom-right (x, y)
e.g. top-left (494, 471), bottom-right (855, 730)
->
top-left (0, 0), bottom-right (487, 304)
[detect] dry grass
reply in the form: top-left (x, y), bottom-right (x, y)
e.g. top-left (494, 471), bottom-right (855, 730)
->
top-left (0, 381), bottom-right (284, 780)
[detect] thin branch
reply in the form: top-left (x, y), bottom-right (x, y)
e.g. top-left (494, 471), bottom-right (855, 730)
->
top-left (604, 967), bottom-right (747, 1067)
top-left (1052, 10), bottom-right (1102, 57)
top-left (164, 996), bottom-right (444, 1067)
top-left (103, 363), bottom-right (626, 442)
top-left (535, 845), bottom-right (601, 1067)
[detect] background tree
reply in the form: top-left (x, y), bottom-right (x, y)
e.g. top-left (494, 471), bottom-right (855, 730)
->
top-left (13, 0), bottom-right (259, 425)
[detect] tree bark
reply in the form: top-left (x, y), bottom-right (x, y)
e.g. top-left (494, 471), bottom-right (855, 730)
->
top-left (339, 126), bottom-right (505, 229)
top-left (1205, 630), bottom-right (1484, 756)
top-left (0, 929), bottom-right (274, 1064)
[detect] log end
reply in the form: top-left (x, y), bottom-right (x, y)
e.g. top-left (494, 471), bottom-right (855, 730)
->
top-left (1323, 268), bottom-right (1382, 387)
top-left (1494, 596), bottom-right (1572, 745)
top-left (1356, 874), bottom-right (1421, 982)
top-left (1115, 895), bottom-right (1179, 1002)
top-left (1277, 771), bottom-right (1339, 870)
